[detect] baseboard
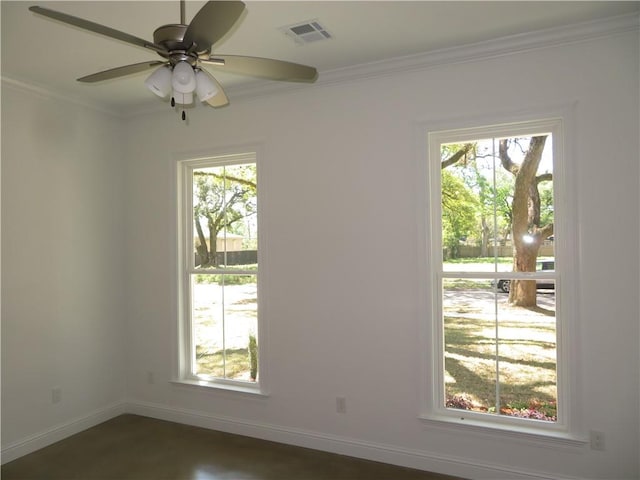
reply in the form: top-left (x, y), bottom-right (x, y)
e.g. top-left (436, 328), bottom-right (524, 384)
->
top-left (126, 400), bottom-right (580, 480)
top-left (1, 399), bottom-right (583, 479)
top-left (1, 401), bottom-right (127, 465)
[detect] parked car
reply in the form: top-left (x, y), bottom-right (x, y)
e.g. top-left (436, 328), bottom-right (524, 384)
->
top-left (497, 260), bottom-right (555, 293)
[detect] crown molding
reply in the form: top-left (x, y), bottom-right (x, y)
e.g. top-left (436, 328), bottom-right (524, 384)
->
top-left (1, 75), bottom-right (123, 118)
top-left (4, 12), bottom-right (637, 120)
top-left (223, 11), bottom-right (639, 103)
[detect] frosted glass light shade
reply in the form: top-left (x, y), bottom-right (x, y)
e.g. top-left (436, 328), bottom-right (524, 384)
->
top-left (195, 70), bottom-right (219, 102)
top-left (144, 65), bottom-right (172, 98)
top-left (172, 61), bottom-right (196, 94)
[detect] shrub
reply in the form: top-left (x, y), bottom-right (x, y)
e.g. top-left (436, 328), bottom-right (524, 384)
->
top-left (446, 394), bottom-right (557, 421)
top-left (503, 408), bottom-right (556, 422)
top-left (248, 334), bottom-right (258, 381)
top-left (502, 400), bottom-right (557, 421)
top-left (446, 393), bottom-right (474, 410)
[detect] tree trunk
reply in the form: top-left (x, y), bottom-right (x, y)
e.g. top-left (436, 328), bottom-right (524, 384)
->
top-left (194, 217), bottom-right (209, 267)
top-left (208, 218), bottom-right (218, 267)
top-left (508, 241), bottom-right (540, 305)
top-left (501, 136), bottom-right (548, 307)
top-left (480, 216), bottom-right (490, 257)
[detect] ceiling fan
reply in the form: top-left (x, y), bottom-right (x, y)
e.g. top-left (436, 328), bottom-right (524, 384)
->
top-left (29, 1), bottom-right (318, 119)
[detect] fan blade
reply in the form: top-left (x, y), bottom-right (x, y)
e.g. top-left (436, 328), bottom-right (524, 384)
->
top-left (29, 6), bottom-right (168, 55)
top-left (183, 1), bottom-right (245, 52)
top-left (78, 61), bottom-right (166, 83)
top-left (202, 72), bottom-right (229, 108)
top-left (202, 55), bottom-right (318, 82)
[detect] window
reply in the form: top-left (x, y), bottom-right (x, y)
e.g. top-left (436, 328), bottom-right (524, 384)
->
top-left (423, 118), bottom-right (578, 435)
top-left (178, 153), bottom-right (260, 390)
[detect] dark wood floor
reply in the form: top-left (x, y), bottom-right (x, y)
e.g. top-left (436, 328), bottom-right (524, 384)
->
top-left (2, 414), bottom-right (464, 480)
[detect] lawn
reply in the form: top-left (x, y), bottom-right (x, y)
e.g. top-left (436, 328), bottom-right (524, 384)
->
top-left (191, 279), bottom-right (258, 381)
top-left (196, 346), bottom-right (252, 380)
top-left (442, 280), bottom-right (557, 420)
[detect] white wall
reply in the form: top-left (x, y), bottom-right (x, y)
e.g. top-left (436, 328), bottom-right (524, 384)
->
top-left (122, 30), bottom-right (639, 479)
top-left (1, 84), bottom-right (127, 457)
top-left (1, 23), bottom-right (637, 480)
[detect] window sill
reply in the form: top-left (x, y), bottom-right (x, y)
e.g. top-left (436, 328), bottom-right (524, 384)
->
top-left (419, 413), bottom-right (587, 450)
top-left (171, 378), bottom-right (269, 397)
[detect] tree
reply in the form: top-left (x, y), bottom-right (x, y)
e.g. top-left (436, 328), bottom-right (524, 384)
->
top-left (498, 136), bottom-right (553, 306)
top-left (441, 169), bottom-right (478, 258)
top-left (441, 136), bottom-right (554, 306)
top-left (440, 143), bottom-right (480, 258)
top-left (193, 164), bottom-right (256, 267)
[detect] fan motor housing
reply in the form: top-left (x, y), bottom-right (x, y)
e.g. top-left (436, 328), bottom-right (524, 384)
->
top-left (153, 24), bottom-right (209, 64)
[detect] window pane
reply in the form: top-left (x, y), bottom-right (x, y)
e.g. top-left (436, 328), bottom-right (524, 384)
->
top-left (440, 140), bottom-right (503, 273)
top-left (192, 164), bottom-right (257, 270)
top-left (443, 277), bottom-right (557, 422)
top-left (191, 274), bottom-right (258, 381)
top-left (443, 278), bottom-right (498, 413)
top-left (440, 137), bottom-right (554, 271)
top-left (497, 287), bottom-right (557, 421)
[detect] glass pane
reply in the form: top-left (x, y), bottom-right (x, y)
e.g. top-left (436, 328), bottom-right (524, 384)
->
top-left (440, 136), bottom-right (554, 271)
top-left (443, 278), bottom-right (498, 414)
top-left (192, 274), bottom-right (224, 377)
top-left (191, 274), bottom-right (258, 381)
top-left (497, 285), bottom-right (557, 422)
top-left (443, 276), bottom-right (557, 421)
top-left (223, 274), bottom-right (258, 381)
top-left (440, 140), bottom-right (509, 273)
top-left (192, 164), bottom-right (257, 270)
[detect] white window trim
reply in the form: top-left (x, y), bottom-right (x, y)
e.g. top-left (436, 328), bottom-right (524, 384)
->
top-left (416, 106), bottom-right (586, 446)
top-left (173, 146), bottom-right (268, 396)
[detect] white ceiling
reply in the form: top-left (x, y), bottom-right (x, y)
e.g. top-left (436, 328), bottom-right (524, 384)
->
top-left (2, 1), bottom-right (638, 114)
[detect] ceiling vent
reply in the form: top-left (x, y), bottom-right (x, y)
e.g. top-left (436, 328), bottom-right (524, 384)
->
top-left (280, 20), bottom-right (332, 45)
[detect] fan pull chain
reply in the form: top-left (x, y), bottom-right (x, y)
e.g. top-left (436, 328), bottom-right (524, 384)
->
top-left (170, 96), bottom-right (187, 122)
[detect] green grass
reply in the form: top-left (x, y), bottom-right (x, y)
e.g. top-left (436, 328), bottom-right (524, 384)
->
top-left (444, 311), bottom-right (557, 419)
top-left (195, 346), bottom-right (254, 380)
top-left (194, 265), bottom-right (258, 286)
top-left (445, 257), bottom-right (513, 264)
top-left (443, 278), bottom-right (492, 290)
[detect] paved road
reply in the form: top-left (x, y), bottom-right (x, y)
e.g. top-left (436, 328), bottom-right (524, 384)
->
top-left (444, 288), bottom-right (556, 321)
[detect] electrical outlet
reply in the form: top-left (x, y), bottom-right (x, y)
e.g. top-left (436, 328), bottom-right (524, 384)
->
top-left (590, 430), bottom-right (605, 451)
top-left (51, 387), bottom-right (62, 404)
top-left (336, 396), bottom-right (347, 414)
top-left (147, 371), bottom-right (155, 385)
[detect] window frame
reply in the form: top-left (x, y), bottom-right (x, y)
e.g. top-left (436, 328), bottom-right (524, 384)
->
top-left (175, 150), bottom-right (266, 395)
top-left (418, 112), bottom-right (584, 443)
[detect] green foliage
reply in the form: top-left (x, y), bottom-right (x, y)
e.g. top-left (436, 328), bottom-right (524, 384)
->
top-left (442, 278), bottom-right (492, 290)
top-left (248, 334), bottom-right (258, 381)
top-left (441, 169), bottom-right (478, 257)
top-left (440, 137), bottom-right (554, 272)
top-left (445, 257), bottom-right (513, 264)
top-left (194, 267), bottom-right (257, 286)
top-left (193, 163), bottom-right (257, 267)
top-left (539, 182), bottom-right (554, 227)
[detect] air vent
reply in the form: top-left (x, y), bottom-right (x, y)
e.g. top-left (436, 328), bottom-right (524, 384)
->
top-left (280, 20), bottom-right (332, 45)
